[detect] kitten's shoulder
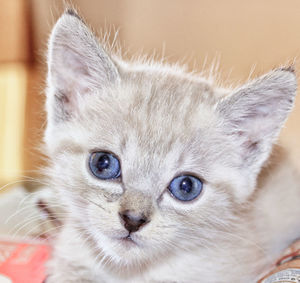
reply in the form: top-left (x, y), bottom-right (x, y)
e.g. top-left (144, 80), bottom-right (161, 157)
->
top-left (253, 145), bottom-right (300, 253)
top-left (257, 145), bottom-right (300, 190)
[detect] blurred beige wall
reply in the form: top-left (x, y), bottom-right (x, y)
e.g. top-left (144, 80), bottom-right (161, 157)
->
top-left (0, 0), bottom-right (31, 62)
top-left (0, 0), bottom-right (30, 185)
top-left (30, 0), bottom-right (300, 79)
top-left (25, 0), bottom-right (300, 175)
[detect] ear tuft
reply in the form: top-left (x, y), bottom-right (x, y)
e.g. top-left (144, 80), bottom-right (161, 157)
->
top-left (277, 65), bottom-right (295, 73)
top-left (65, 8), bottom-right (82, 20)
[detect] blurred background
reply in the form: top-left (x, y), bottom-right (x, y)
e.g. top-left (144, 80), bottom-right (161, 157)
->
top-left (1, 0), bottom-right (300, 191)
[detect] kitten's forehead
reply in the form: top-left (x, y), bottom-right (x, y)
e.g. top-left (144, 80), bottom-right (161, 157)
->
top-left (123, 74), bottom-right (215, 148)
top-left (86, 67), bottom-right (220, 155)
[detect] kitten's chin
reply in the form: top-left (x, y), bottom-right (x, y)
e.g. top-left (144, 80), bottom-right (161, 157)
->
top-left (96, 232), bottom-right (152, 267)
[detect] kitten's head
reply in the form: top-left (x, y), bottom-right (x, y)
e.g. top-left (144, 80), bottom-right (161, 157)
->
top-left (45, 11), bottom-right (297, 269)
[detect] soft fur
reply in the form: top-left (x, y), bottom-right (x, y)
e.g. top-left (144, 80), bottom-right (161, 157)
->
top-left (44, 10), bottom-right (300, 283)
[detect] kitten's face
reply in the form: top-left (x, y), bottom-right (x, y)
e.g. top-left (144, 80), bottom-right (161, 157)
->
top-left (45, 11), bottom-right (296, 267)
top-left (48, 70), bottom-right (239, 265)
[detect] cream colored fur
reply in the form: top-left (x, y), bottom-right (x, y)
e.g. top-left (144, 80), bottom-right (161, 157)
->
top-left (44, 10), bottom-right (300, 283)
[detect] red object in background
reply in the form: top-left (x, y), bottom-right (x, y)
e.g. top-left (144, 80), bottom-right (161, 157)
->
top-left (0, 240), bottom-right (50, 283)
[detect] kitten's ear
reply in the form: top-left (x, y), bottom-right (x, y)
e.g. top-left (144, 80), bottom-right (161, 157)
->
top-left (46, 10), bottom-right (119, 122)
top-left (218, 68), bottom-right (297, 177)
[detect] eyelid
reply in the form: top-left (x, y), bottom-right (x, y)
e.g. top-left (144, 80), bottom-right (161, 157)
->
top-left (89, 149), bottom-right (123, 169)
top-left (167, 186), bottom-right (206, 205)
top-left (169, 171), bottom-right (206, 185)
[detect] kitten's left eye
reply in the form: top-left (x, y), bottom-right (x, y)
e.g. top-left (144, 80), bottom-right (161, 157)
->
top-left (168, 175), bottom-right (203, 201)
top-left (89, 152), bottom-right (121, 180)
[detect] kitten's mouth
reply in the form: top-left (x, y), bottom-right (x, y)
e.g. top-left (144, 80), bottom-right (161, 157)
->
top-left (119, 234), bottom-right (138, 246)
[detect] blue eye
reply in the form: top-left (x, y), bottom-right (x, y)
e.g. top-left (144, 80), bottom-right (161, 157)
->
top-left (169, 175), bottom-right (203, 201)
top-left (89, 152), bottom-right (121, 180)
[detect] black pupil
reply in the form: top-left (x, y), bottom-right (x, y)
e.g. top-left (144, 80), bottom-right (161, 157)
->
top-left (97, 155), bottom-right (110, 171)
top-left (180, 177), bottom-right (193, 193)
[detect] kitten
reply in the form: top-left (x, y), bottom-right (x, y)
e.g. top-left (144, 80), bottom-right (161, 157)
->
top-left (44, 10), bottom-right (300, 283)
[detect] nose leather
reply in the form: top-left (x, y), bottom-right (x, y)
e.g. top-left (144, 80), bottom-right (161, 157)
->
top-left (119, 210), bottom-right (149, 233)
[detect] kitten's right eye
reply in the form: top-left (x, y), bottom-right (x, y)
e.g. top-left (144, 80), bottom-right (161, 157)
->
top-left (89, 152), bottom-right (121, 180)
top-left (168, 175), bottom-right (203, 201)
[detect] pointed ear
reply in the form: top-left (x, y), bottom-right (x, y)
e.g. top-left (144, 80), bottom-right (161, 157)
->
top-left (46, 10), bottom-right (119, 123)
top-left (217, 68), bottom-right (297, 178)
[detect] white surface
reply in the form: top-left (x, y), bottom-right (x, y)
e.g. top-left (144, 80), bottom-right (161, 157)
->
top-left (0, 274), bottom-right (12, 283)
